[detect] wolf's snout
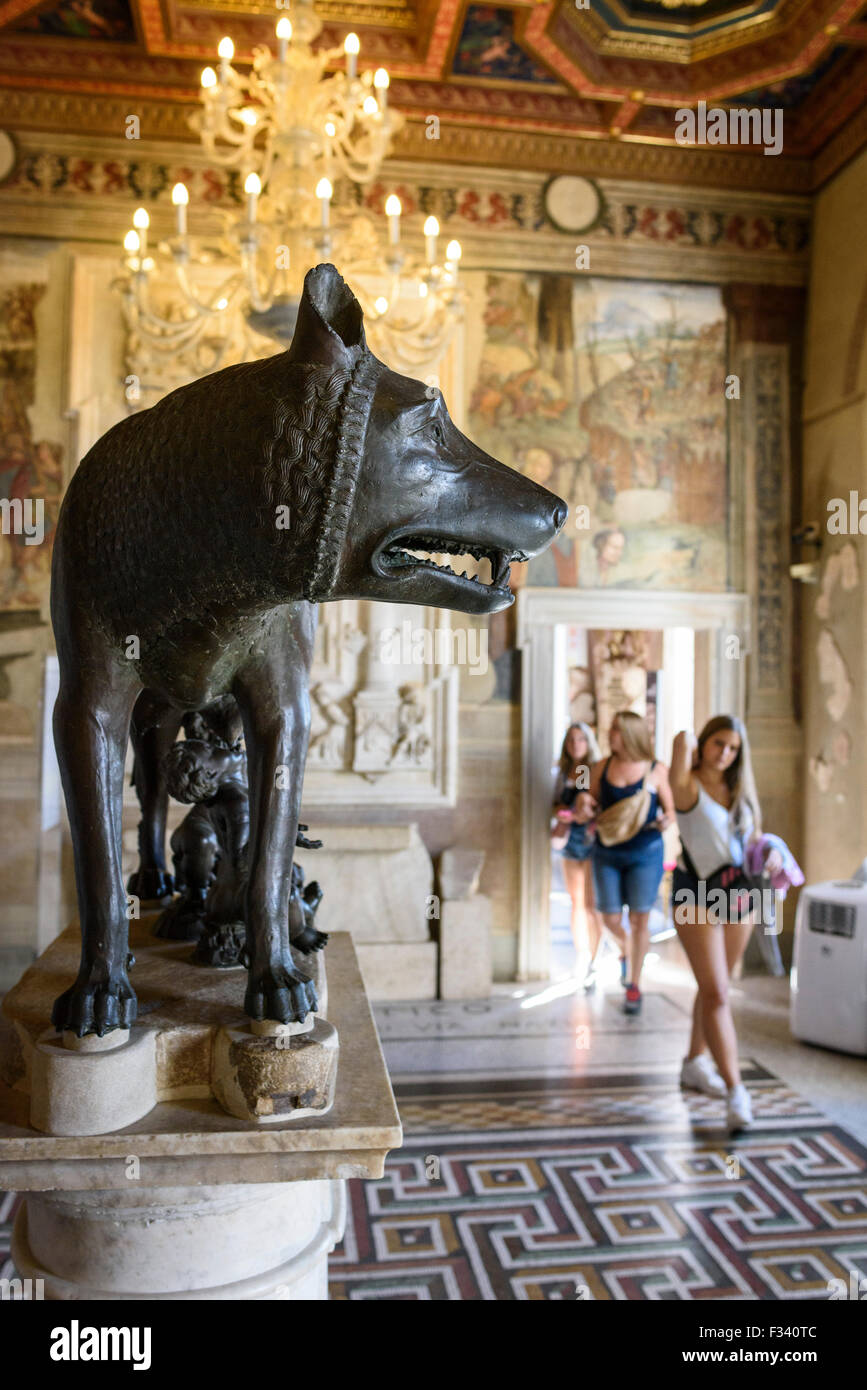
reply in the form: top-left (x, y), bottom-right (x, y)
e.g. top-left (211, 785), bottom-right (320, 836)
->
top-left (552, 501), bottom-right (567, 534)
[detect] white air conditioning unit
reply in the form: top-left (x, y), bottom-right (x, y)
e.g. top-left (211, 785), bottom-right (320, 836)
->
top-left (790, 871), bottom-right (867, 1056)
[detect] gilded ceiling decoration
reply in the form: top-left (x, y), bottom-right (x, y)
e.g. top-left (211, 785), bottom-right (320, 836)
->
top-left (0, 0), bottom-right (865, 191)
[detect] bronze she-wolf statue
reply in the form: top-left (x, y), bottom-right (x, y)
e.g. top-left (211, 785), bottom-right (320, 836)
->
top-left (50, 263), bottom-right (567, 1036)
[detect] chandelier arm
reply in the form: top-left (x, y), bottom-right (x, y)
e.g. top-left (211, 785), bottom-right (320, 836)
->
top-left (134, 319), bottom-right (212, 357)
top-left (330, 138), bottom-right (391, 184)
top-left (129, 308), bottom-right (212, 348)
top-left (240, 246), bottom-right (279, 315)
top-left (196, 139), bottom-right (257, 170)
top-left (371, 316), bottom-right (463, 373)
top-left (173, 264), bottom-right (246, 317)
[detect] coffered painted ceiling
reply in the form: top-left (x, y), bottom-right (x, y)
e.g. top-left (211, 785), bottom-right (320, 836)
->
top-left (1, 0), bottom-right (866, 190)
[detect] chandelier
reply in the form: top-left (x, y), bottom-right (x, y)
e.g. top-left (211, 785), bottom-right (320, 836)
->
top-left (117, 0), bottom-right (463, 384)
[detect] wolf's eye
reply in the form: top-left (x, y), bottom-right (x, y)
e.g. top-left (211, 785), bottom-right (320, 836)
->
top-left (431, 422), bottom-right (444, 445)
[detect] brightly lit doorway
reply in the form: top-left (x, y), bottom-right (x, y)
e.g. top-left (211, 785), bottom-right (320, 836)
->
top-left (516, 587), bottom-right (751, 982)
top-left (549, 623), bottom-right (696, 982)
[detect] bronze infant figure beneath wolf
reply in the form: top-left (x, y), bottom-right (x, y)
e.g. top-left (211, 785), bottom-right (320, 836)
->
top-left (50, 262), bottom-right (567, 1036)
top-left (155, 729), bottom-right (327, 966)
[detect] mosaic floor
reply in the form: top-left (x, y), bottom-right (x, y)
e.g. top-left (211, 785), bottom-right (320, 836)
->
top-left (329, 1066), bottom-right (867, 1301)
top-left (0, 1190), bottom-right (15, 1283)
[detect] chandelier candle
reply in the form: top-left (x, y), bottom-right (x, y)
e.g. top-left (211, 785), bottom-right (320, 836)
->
top-left (316, 178), bottom-right (332, 230)
top-left (133, 207), bottom-right (148, 261)
top-left (218, 36), bottom-right (233, 85)
top-left (172, 183), bottom-right (188, 238)
top-left (276, 17), bottom-right (291, 63)
top-left (244, 173), bottom-right (261, 225)
top-left (424, 215), bottom-right (439, 265)
top-left (374, 68), bottom-right (389, 111)
top-left (123, 229), bottom-right (140, 274)
top-left (385, 195), bottom-right (401, 246)
top-left (344, 32), bottom-right (359, 82)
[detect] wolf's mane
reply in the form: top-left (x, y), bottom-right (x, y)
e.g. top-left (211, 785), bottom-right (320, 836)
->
top-left (262, 364), bottom-right (352, 543)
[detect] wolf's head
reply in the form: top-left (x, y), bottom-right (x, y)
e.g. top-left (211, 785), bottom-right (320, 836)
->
top-left (287, 264), bottom-right (567, 615)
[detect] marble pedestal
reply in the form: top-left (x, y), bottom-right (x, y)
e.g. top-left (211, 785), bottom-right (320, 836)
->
top-left (309, 825), bottom-right (438, 1000)
top-left (0, 930), bottom-right (401, 1300)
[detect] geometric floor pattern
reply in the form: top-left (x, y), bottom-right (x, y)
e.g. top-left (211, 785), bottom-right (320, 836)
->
top-left (0, 1189), bottom-right (17, 1284)
top-left (329, 1064), bottom-right (867, 1300)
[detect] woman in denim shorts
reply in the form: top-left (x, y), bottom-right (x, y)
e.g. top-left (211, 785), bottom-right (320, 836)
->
top-left (582, 711), bottom-right (674, 1016)
top-left (552, 722), bottom-right (602, 989)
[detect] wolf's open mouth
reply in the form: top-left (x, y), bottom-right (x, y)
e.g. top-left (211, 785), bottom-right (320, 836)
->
top-left (380, 534), bottom-right (525, 593)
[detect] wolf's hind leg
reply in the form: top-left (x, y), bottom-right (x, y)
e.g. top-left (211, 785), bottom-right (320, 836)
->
top-left (52, 667), bottom-right (141, 1037)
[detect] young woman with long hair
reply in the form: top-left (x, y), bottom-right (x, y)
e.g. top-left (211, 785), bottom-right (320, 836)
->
top-left (552, 721), bottom-right (604, 989)
top-left (581, 711), bottom-right (675, 1016)
top-left (670, 715), bottom-right (783, 1133)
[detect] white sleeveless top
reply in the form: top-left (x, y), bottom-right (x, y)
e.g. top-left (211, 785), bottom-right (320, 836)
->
top-left (676, 784), bottom-right (752, 880)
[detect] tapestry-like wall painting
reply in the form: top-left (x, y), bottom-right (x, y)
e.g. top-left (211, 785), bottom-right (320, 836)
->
top-left (465, 273), bottom-right (729, 591)
top-left (0, 282), bottom-right (64, 613)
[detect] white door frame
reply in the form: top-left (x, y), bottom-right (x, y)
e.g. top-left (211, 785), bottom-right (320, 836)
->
top-left (515, 586), bottom-right (751, 980)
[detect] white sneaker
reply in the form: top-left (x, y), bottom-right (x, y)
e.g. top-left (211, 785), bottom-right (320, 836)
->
top-left (727, 1083), bottom-right (753, 1133)
top-left (680, 1054), bottom-right (727, 1098)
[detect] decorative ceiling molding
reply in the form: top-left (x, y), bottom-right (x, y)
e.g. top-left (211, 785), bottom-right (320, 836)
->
top-left (0, 132), bottom-right (812, 287)
top-left (1, 0), bottom-right (866, 189)
top-left (549, 0), bottom-right (836, 66)
top-left (0, 83), bottom-right (819, 190)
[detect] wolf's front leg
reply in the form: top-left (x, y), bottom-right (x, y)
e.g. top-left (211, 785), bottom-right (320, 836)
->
top-left (51, 671), bottom-right (141, 1036)
top-left (234, 607), bottom-right (318, 1024)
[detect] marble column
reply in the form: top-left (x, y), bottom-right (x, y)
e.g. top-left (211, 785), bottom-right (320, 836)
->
top-left (723, 283), bottom-right (806, 953)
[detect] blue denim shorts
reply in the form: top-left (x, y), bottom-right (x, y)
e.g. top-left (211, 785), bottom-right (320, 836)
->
top-left (562, 823), bottom-right (593, 862)
top-left (592, 838), bottom-right (664, 915)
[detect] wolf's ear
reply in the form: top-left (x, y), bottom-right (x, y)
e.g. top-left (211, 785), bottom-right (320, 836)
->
top-left (287, 263), bottom-right (368, 367)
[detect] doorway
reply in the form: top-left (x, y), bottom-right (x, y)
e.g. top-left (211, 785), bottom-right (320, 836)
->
top-left (549, 623), bottom-right (696, 981)
top-left (516, 587), bottom-right (750, 981)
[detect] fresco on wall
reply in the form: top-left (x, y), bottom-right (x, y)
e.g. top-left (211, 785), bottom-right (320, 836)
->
top-left (0, 282), bottom-right (64, 613)
top-left (467, 273), bottom-right (729, 590)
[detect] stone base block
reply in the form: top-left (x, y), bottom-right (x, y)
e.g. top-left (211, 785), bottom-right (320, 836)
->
top-left (439, 896), bottom-right (493, 999)
top-left (355, 941), bottom-right (437, 1000)
top-left (30, 1028), bottom-right (157, 1137)
top-left (304, 824), bottom-right (433, 944)
top-left (212, 1020), bottom-right (339, 1123)
top-left (12, 1179), bottom-right (346, 1300)
top-left (0, 914), bottom-right (334, 1134)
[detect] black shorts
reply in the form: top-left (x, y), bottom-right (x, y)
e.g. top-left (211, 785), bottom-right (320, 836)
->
top-left (671, 865), bottom-right (768, 926)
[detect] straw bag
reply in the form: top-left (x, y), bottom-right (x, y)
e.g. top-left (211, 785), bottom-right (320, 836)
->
top-left (594, 778), bottom-right (652, 847)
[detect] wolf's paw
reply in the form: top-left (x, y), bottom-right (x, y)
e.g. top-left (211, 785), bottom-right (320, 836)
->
top-left (127, 866), bottom-right (174, 903)
top-left (51, 968), bottom-right (138, 1038)
top-left (244, 962), bottom-right (318, 1024)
